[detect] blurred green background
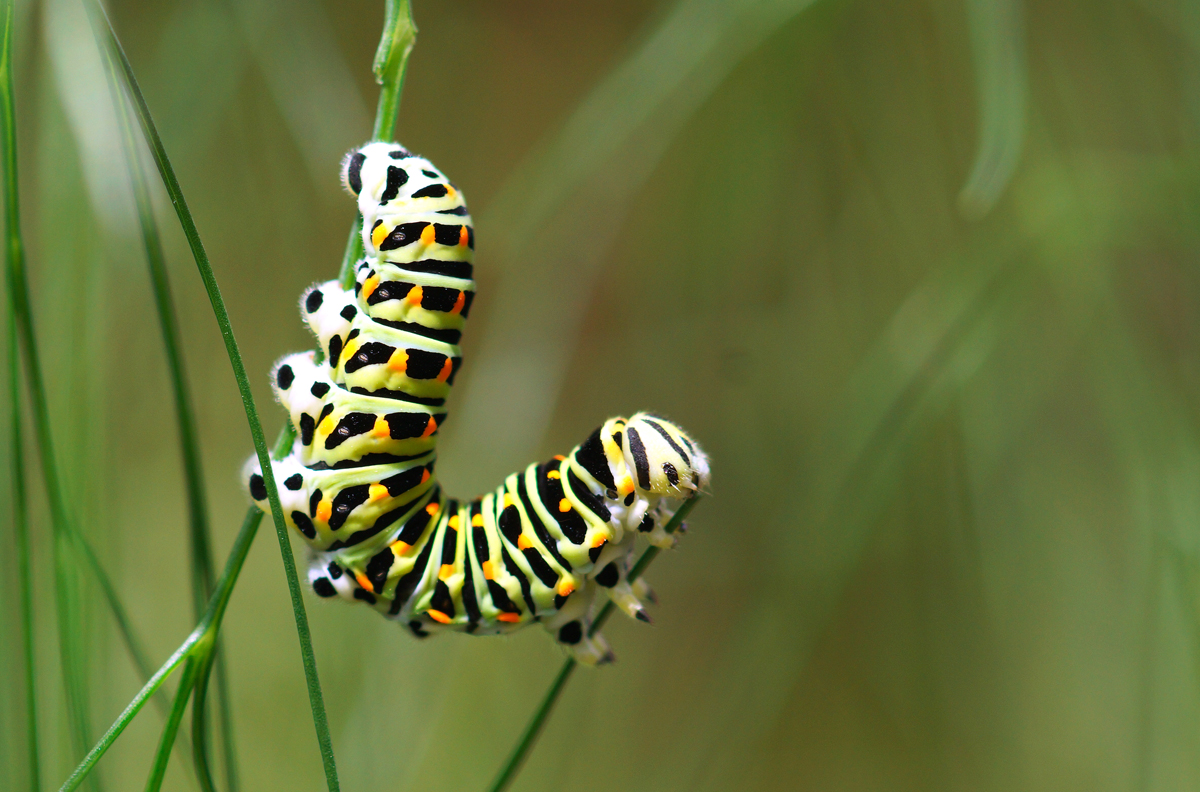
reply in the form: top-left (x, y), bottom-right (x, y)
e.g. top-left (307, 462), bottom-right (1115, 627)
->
top-left (4, 0), bottom-right (1200, 789)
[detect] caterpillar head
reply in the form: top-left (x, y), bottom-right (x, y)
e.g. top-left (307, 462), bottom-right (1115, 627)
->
top-left (340, 141), bottom-right (460, 206)
top-left (620, 413), bottom-right (710, 498)
top-left (341, 141), bottom-right (471, 255)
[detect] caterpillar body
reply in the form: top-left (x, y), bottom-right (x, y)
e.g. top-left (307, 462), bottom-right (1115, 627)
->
top-left (246, 142), bottom-right (709, 664)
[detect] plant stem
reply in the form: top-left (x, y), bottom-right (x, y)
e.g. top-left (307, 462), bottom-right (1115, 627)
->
top-left (486, 496), bottom-right (702, 792)
top-left (339, 0), bottom-right (416, 289)
top-left (144, 658), bottom-right (200, 792)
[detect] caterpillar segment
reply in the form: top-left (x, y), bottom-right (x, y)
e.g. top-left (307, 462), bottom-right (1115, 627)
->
top-left (246, 142), bottom-right (709, 665)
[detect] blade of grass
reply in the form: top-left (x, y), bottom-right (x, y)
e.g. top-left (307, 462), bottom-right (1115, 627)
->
top-left (10, 294), bottom-right (38, 792)
top-left (487, 497), bottom-right (702, 792)
top-left (81, 2), bottom-right (340, 788)
top-left (0, 0), bottom-right (98, 784)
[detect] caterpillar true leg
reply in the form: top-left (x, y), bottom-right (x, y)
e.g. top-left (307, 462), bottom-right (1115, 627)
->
top-left (246, 142), bottom-right (709, 666)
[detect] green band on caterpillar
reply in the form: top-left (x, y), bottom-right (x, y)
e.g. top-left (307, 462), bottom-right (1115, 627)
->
top-left (245, 141), bottom-right (709, 665)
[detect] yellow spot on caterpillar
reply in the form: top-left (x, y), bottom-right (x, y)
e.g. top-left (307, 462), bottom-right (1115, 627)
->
top-left (458, 225), bottom-right (469, 247)
top-left (556, 579), bottom-right (575, 597)
top-left (558, 498), bottom-right (571, 513)
top-left (554, 455), bottom-right (566, 461)
top-left (362, 273), bottom-right (380, 300)
top-left (372, 416), bottom-right (390, 438)
top-left (445, 185), bottom-right (457, 199)
top-left (421, 416), bottom-right (438, 438)
top-left (451, 291), bottom-right (466, 315)
top-left (390, 540), bottom-right (410, 556)
top-left (517, 535), bottom-right (533, 550)
top-left (448, 514), bottom-right (460, 530)
top-left (371, 224), bottom-right (389, 249)
top-left (388, 348), bottom-right (408, 373)
top-left (406, 285), bottom-right (423, 306)
top-left (471, 512), bottom-right (484, 527)
top-left (426, 502), bottom-right (440, 516)
top-left (503, 493), bottom-right (514, 509)
top-left (369, 483), bottom-right (388, 502)
top-left (355, 573), bottom-right (372, 592)
top-left (318, 415), bottom-right (334, 437)
top-left (591, 534), bottom-right (608, 549)
top-left (436, 358), bottom-right (453, 383)
top-left (547, 470), bottom-right (561, 480)
top-left (482, 560), bottom-right (495, 580)
top-left (420, 224), bottom-right (436, 246)
top-left (316, 499), bottom-right (332, 523)
top-left (427, 609), bottom-right (452, 624)
top-left (439, 564), bottom-right (455, 581)
top-left (618, 477), bottom-right (634, 496)
top-left (497, 612), bottom-right (521, 623)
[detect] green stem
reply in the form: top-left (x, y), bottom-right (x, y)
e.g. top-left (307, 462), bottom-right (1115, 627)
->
top-left (339, 0), bottom-right (416, 289)
top-left (81, 3), bottom-right (339, 789)
top-left (1, 0), bottom-right (98, 782)
top-left (144, 658), bottom-right (200, 792)
top-left (10, 294), bottom-right (38, 792)
top-left (486, 496), bottom-right (702, 792)
top-left (190, 648), bottom-right (219, 792)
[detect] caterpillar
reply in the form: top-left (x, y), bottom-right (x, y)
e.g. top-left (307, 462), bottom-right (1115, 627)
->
top-left (246, 141), bottom-right (709, 665)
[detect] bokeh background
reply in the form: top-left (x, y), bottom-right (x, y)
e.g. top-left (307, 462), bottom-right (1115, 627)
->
top-left (4, 0), bottom-right (1200, 789)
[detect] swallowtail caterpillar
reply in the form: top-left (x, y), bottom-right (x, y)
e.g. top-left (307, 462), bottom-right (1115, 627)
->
top-left (246, 142), bottom-right (709, 664)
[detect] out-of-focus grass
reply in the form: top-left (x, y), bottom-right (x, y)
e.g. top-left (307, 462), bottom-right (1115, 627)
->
top-left (6, 0), bottom-right (1200, 790)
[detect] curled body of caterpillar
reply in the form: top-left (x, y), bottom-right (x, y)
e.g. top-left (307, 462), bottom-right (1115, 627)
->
top-left (246, 142), bottom-right (709, 664)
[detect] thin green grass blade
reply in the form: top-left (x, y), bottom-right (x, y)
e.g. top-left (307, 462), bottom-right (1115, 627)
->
top-left (0, 1), bottom-right (98, 785)
top-left (10, 293), bottom-right (38, 792)
top-left (487, 497), bottom-right (702, 792)
top-left (80, 2), bottom-right (340, 788)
